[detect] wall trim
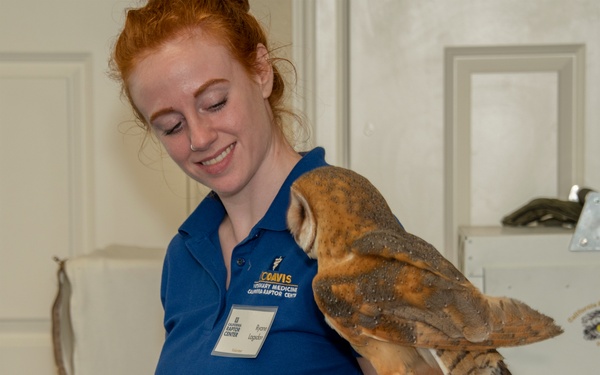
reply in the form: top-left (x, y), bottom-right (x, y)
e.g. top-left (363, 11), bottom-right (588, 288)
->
top-left (444, 44), bottom-right (586, 264)
top-left (292, 0), bottom-right (350, 167)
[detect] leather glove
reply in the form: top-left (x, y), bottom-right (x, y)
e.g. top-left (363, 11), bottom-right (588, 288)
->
top-left (501, 198), bottom-right (583, 227)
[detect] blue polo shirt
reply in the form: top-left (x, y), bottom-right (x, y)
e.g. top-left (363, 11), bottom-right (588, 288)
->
top-left (155, 148), bottom-right (362, 374)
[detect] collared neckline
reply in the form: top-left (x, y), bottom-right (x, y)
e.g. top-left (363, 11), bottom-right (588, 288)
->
top-left (178, 147), bottom-right (328, 238)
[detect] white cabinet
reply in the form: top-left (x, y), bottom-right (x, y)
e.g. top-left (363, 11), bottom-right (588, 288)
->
top-left (460, 226), bottom-right (600, 374)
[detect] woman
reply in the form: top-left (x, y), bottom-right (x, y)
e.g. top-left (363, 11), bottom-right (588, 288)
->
top-left (110, 0), bottom-right (376, 373)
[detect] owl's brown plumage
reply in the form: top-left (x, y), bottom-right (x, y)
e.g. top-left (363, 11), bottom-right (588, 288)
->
top-left (287, 166), bottom-right (562, 375)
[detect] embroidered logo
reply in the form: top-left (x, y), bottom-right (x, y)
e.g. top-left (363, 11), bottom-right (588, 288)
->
top-left (246, 256), bottom-right (297, 299)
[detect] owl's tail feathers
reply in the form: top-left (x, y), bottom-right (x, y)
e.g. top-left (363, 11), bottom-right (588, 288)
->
top-left (434, 349), bottom-right (511, 375)
top-left (486, 296), bottom-right (563, 346)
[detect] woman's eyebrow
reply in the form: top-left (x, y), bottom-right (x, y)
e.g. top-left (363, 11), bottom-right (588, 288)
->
top-left (194, 78), bottom-right (228, 98)
top-left (150, 107), bottom-right (175, 123)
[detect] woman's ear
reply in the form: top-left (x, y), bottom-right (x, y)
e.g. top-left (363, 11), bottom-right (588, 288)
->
top-left (255, 43), bottom-right (274, 99)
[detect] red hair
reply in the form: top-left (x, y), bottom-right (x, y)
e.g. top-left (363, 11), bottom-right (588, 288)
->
top-left (110, 0), bottom-right (289, 132)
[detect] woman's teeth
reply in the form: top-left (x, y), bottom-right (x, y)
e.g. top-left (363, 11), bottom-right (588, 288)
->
top-left (201, 144), bottom-right (233, 166)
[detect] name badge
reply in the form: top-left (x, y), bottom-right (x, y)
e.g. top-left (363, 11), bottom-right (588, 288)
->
top-left (211, 305), bottom-right (278, 358)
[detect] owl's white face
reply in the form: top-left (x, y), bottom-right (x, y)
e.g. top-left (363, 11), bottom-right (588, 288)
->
top-left (287, 186), bottom-right (318, 259)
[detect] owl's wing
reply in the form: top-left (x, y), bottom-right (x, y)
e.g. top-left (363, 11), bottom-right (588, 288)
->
top-left (351, 228), bottom-right (466, 283)
top-left (313, 229), bottom-right (561, 351)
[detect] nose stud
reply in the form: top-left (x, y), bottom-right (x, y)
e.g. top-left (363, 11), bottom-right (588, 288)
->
top-left (190, 144), bottom-right (197, 152)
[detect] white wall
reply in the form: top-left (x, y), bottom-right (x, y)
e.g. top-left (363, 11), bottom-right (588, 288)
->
top-left (311, 0), bottom-right (600, 262)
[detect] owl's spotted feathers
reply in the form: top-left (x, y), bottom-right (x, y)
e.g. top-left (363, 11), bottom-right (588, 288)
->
top-left (287, 166), bottom-right (562, 375)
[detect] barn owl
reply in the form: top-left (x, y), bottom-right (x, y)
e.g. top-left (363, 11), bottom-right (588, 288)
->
top-left (287, 166), bottom-right (562, 375)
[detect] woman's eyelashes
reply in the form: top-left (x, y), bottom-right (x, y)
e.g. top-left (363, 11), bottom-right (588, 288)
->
top-left (207, 97), bottom-right (227, 112)
top-left (164, 121), bottom-right (183, 136)
top-left (159, 96), bottom-right (228, 136)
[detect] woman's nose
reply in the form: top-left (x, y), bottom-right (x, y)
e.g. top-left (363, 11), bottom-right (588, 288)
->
top-left (188, 117), bottom-right (218, 152)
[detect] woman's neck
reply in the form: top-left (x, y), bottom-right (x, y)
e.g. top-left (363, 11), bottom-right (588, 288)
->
top-left (219, 141), bottom-right (301, 244)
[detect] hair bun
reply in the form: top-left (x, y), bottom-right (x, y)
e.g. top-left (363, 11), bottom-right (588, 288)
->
top-left (227, 0), bottom-right (250, 13)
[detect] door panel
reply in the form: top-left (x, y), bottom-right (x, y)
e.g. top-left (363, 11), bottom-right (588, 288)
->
top-left (0, 55), bottom-right (89, 375)
top-left (0, 1), bottom-right (187, 373)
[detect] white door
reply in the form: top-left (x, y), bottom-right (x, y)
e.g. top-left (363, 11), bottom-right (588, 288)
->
top-left (0, 1), bottom-right (191, 373)
top-left (0, 0), bottom-right (292, 373)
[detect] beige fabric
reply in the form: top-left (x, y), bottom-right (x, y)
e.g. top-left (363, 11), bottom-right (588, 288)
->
top-left (54, 245), bottom-right (166, 375)
top-left (52, 257), bottom-right (74, 375)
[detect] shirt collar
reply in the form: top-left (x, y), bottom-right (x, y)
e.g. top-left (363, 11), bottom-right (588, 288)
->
top-left (178, 147), bottom-right (328, 237)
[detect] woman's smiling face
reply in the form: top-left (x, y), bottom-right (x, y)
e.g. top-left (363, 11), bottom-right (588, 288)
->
top-left (128, 30), bottom-right (277, 197)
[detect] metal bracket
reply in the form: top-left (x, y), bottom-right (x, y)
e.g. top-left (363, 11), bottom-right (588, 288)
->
top-left (569, 191), bottom-right (600, 251)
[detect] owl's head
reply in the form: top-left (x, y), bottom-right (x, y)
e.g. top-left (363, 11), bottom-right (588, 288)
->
top-left (287, 166), bottom-right (398, 261)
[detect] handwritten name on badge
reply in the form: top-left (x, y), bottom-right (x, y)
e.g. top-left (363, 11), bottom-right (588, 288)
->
top-left (212, 305), bottom-right (278, 358)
